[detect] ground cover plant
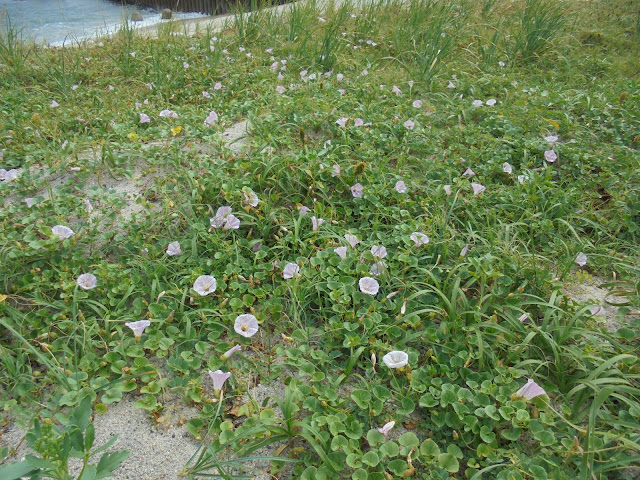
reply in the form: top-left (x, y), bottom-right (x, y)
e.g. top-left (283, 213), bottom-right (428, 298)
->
top-left (1, 0), bottom-right (640, 478)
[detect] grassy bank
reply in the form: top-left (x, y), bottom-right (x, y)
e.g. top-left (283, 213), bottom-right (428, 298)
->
top-left (1, 0), bottom-right (639, 478)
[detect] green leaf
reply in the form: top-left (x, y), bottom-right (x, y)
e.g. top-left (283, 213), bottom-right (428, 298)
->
top-left (330, 435), bottom-right (348, 452)
top-left (346, 453), bottom-right (362, 468)
top-left (0, 460), bottom-right (41, 480)
top-left (134, 394), bottom-right (157, 411)
top-left (366, 429), bottom-right (385, 446)
top-left (530, 465), bottom-right (548, 480)
top-left (480, 425), bottom-right (496, 444)
top-left (101, 388), bottom-right (123, 405)
top-left (419, 393), bottom-right (438, 408)
top-left (420, 439), bottom-right (440, 457)
top-left (437, 452), bottom-right (460, 473)
top-left (85, 423), bottom-right (95, 452)
top-left (95, 451), bottom-right (130, 479)
top-left (387, 459), bottom-right (408, 475)
top-left (72, 395), bottom-right (93, 431)
top-left (352, 468), bottom-right (368, 480)
top-left (350, 390), bottom-right (371, 410)
top-left (398, 432), bottom-right (419, 448)
top-left (379, 441), bottom-right (399, 458)
top-left (362, 450), bottom-right (380, 467)
top-left (78, 464), bottom-right (97, 480)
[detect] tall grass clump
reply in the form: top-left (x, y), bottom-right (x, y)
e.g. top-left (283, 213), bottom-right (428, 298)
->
top-left (0, 11), bottom-right (33, 80)
top-left (510, 0), bottom-right (567, 63)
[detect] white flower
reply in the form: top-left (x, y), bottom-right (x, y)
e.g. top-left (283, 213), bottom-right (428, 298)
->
top-left (377, 421), bottom-right (395, 436)
top-left (471, 183), bottom-right (486, 195)
top-left (223, 214), bottom-right (240, 230)
top-left (351, 183), bottom-right (364, 198)
top-left (234, 314), bottom-right (259, 338)
top-left (460, 244), bottom-right (470, 257)
top-left (77, 273), bottom-right (97, 290)
top-left (412, 99), bottom-right (423, 108)
top-left (502, 162), bottom-right (513, 174)
top-left (193, 275), bottom-right (217, 296)
top-left (159, 109), bottom-right (179, 119)
top-left (403, 120), bottom-right (415, 130)
top-left (243, 191), bottom-right (259, 207)
top-left (517, 175), bottom-right (528, 184)
top-left (125, 320), bottom-right (151, 338)
top-left (52, 225), bottom-right (74, 239)
top-left (50, 100), bottom-right (60, 108)
top-left (369, 261), bottom-right (386, 277)
top-left (210, 206), bottom-right (233, 228)
top-left (544, 150), bottom-right (557, 163)
top-left (472, 99), bottom-right (483, 107)
top-left (222, 345), bottom-right (241, 359)
top-left (392, 85), bottom-right (402, 96)
top-left (204, 111), bottom-right (218, 126)
top-left (410, 232), bottom-right (429, 246)
top-left (359, 277), bottom-right (379, 295)
top-left (208, 370), bottom-right (231, 392)
top-left (276, 85), bottom-right (285, 94)
top-left (344, 234), bottom-right (359, 247)
top-left (394, 180), bottom-right (407, 193)
top-left (297, 205), bottom-right (310, 216)
top-left (283, 263), bottom-right (300, 279)
top-left (336, 117), bottom-right (348, 127)
top-left (486, 99), bottom-right (496, 106)
top-left (139, 113), bottom-right (151, 124)
top-left (575, 252), bottom-right (587, 267)
top-left (463, 168), bottom-right (475, 177)
top-left (444, 184), bottom-right (452, 195)
top-left (311, 216), bottom-right (324, 231)
top-left (544, 135), bottom-right (558, 147)
top-left (514, 379), bottom-right (546, 400)
top-left (371, 245), bottom-right (387, 259)
top-left (334, 247), bottom-right (347, 259)
top-left (382, 350), bottom-right (409, 368)
top-left (166, 241), bottom-right (182, 256)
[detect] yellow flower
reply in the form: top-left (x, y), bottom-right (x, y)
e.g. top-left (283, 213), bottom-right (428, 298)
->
top-left (128, 132), bottom-right (139, 142)
top-left (171, 125), bottom-right (182, 136)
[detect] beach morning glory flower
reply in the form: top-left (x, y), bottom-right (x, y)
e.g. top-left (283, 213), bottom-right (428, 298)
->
top-left (25, 197), bottom-right (38, 208)
top-left (166, 241), bottom-right (182, 256)
top-left (518, 175), bottom-right (528, 184)
top-left (518, 313), bottom-right (529, 322)
top-left (444, 184), bottom-right (452, 195)
top-left (575, 252), bottom-right (588, 267)
top-left (234, 314), bottom-right (259, 338)
top-left (276, 85), bottom-right (285, 94)
top-left (52, 225), bottom-right (74, 240)
top-left (183, 62), bottom-right (189, 69)
top-left (472, 183), bottom-right (486, 195)
top-left (394, 180), bottom-right (407, 193)
top-left (159, 109), bottom-right (178, 119)
top-left (202, 91), bottom-right (211, 98)
top-left (139, 113), bottom-right (150, 124)
top-left (51, 100), bottom-right (60, 108)
top-left (370, 262), bottom-right (386, 277)
top-left (359, 277), bottom-right (380, 295)
top-left (392, 85), bottom-right (402, 95)
top-left (283, 262), bottom-right (300, 279)
top-left (354, 118), bottom-right (364, 127)
top-left (412, 100), bottom-right (423, 108)
top-left (463, 168), bottom-right (475, 177)
top-left (335, 246), bottom-right (347, 259)
top-left (222, 345), bottom-right (241, 359)
top-left (502, 162), bottom-right (513, 174)
top-left (460, 244), bottom-right (470, 257)
top-left (336, 117), bottom-right (348, 127)
top-left (243, 191), bottom-right (259, 207)
top-left (371, 245), bottom-right (387, 259)
top-left (204, 111), bottom-right (218, 126)
top-left (311, 216), bottom-right (324, 231)
top-left (472, 99), bottom-right (483, 107)
top-left (382, 350), bottom-right (409, 368)
top-left (410, 232), bottom-right (429, 246)
top-left (125, 320), bottom-right (151, 342)
top-left (544, 150), bottom-right (557, 163)
top-left (486, 99), bottom-right (496, 106)
top-left (344, 234), bottom-right (360, 247)
top-left (351, 183), bottom-right (364, 198)
top-left (193, 275), bottom-right (217, 296)
top-left (297, 205), bottom-right (310, 216)
top-left (208, 370), bottom-right (231, 395)
top-left (545, 135), bottom-right (558, 147)
top-left (447, 81), bottom-right (456, 89)
top-left (210, 206), bottom-right (233, 228)
top-left (332, 164), bottom-right (341, 177)
top-left (223, 214), bottom-right (240, 230)
top-left (514, 379), bottom-right (547, 400)
top-left (403, 120), bottom-right (415, 130)
top-left (76, 273), bottom-right (97, 290)
top-left (378, 421), bottom-right (396, 436)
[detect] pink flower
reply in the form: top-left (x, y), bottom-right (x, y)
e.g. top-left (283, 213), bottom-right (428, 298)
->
top-left (297, 205), bottom-right (310, 216)
top-left (412, 99), bottom-right (423, 108)
top-left (344, 234), bottom-right (359, 247)
top-left (545, 135), bottom-right (558, 147)
top-left (514, 379), bottom-right (547, 400)
top-left (410, 232), bottom-right (429, 246)
top-left (208, 370), bottom-right (231, 393)
top-left (336, 73), bottom-right (344, 82)
top-left (444, 184), bottom-right (452, 195)
top-left (234, 314), bottom-right (259, 338)
top-left (518, 313), bottom-right (529, 322)
top-left (377, 421), bottom-right (396, 436)
top-left (354, 118), bottom-right (364, 127)
top-left (283, 262), bottom-right (300, 279)
top-left (243, 191), bottom-right (259, 207)
top-left (369, 261), bottom-right (386, 276)
top-left (159, 109), bottom-right (179, 119)
top-left (394, 180), bottom-right (407, 193)
top-left (202, 91), bottom-right (211, 98)
top-left (371, 245), bottom-right (387, 259)
top-left (486, 99), bottom-right (496, 106)
top-left (332, 164), bottom-right (341, 177)
top-left (276, 85), bottom-right (285, 94)
top-left (463, 168), bottom-right (475, 177)
top-left (204, 111), bottom-right (218, 126)
top-left (472, 100), bottom-right (483, 107)
top-left (125, 320), bottom-right (151, 339)
top-left (335, 246), bottom-right (347, 259)
top-left (471, 183), bottom-right (485, 195)
top-left (544, 150), bottom-right (557, 163)
top-left (359, 277), bottom-right (379, 295)
top-left (447, 81), bottom-right (456, 89)
top-left (51, 100), bottom-right (59, 108)
top-left (52, 225), bottom-right (75, 239)
top-left (336, 117), bottom-right (348, 127)
top-left (403, 120), bottom-right (415, 130)
top-left (223, 214), bottom-right (240, 230)
top-left (392, 85), bottom-right (402, 96)
top-left (77, 273), bottom-right (97, 290)
top-left (222, 345), bottom-right (241, 359)
top-left (502, 162), bottom-right (513, 174)
top-left (351, 183), bottom-right (364, 198)
top-left (311, 216), bottom-right (324, 231)
top-left (166, 241), bottom-right (182, 256)
top-left (193, 275), bottom-right (217, 296)
top-left (139, 113), bottom-right (151, 124)
top-left (214, 82), bottom-right (222, 90)
top-left (575, 252), bottom-right (587, 267)
top-left (183, 62), bottom-right (189, 69)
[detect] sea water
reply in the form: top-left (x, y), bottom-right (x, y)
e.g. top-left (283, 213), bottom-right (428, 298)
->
top-left (0, 0), bottom-right (207, 46)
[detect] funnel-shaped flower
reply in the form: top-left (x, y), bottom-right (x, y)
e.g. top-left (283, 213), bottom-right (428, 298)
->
top-left (394, 180), bottom-right (407, 193)
top-left (234, 314), bottom-right (259, 338)
top-left (208, 370), bottom-right (231, 395)
top-left (575, 252), bottom-right (587, 267)
top-left (382, 350), bottom-right (409, 369)
top-left (125, 320), bottom-right (151, 342)
top-left (283, 263), bottom-right (300, 279)
top-left (471, 183), bottom-right (485, 195)
top-left (410, 232), bottom-right (429, 247)
top-left (359, 277), bottom-right (379, 296)
top-left (335, 246), bottom-right (347, 259)
top-left (222, 345), bottom-right (241, 359)
top-left (77, 273), bottom-right (97, 290)
top-left (514, 379), bottom-right (547, 401)
top-left (377, 421), bottom-right (396, 436)
top-left (344, 234), bottom-right (359, 247)
top-left (166, 241), bottom-right (182, 256)
top-left (193, 275), bottom-right (217, 296)
top-left (52, 225), bottom-right (75, 240)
